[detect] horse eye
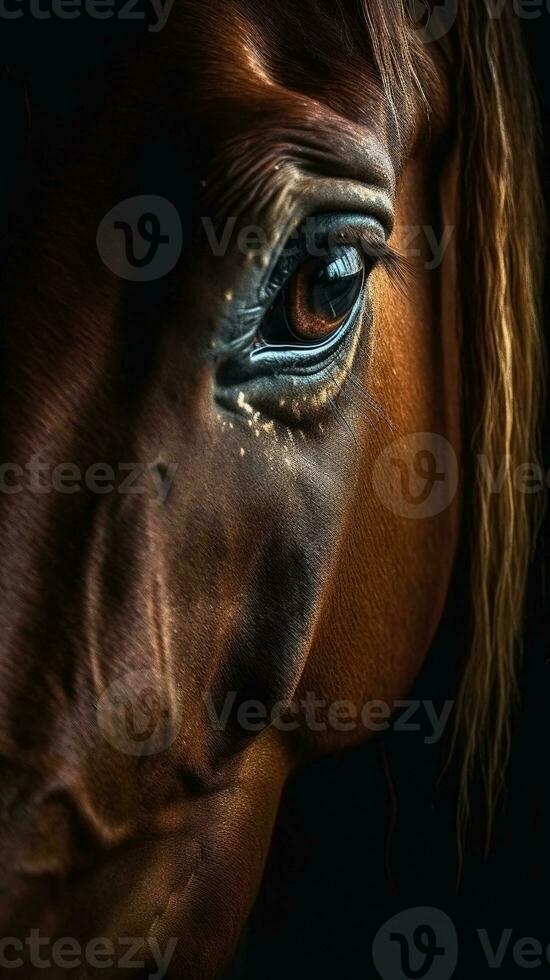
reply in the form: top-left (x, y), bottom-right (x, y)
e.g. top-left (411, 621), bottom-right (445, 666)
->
top-left (259, 245), bottom-right (365, 348)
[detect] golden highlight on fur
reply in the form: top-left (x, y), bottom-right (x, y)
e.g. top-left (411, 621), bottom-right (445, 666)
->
top-left (361, 0), bottom-right (544, 851)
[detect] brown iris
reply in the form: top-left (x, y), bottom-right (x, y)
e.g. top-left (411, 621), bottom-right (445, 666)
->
top-left (289, 258), bottom-right (350, 340)
top-left (259, 244), bottom-right (365, 349)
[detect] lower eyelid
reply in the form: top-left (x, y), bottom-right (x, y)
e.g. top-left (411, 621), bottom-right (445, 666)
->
top-left (214, 309), bottom-right (367, 427)
top-left (250, 285), bottom-right (366, 365)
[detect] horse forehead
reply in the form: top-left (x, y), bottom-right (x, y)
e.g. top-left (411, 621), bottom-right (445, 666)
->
top-left (174, 0), bottom-right (449, 158)
top-left (179, 0), bottom-right (390, 128)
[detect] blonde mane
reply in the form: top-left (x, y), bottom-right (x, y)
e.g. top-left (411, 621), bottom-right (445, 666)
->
top-left (451, 1), bottom-right (544, 852)
top-left (363, 0), bottom-right (545, 851)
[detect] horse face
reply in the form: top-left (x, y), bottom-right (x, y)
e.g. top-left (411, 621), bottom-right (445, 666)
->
top-left (0, 2), bottom-right (460, 976)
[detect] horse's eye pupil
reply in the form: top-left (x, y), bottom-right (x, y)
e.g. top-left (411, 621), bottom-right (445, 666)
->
top-left (288, 247), bottom-right (364, 343)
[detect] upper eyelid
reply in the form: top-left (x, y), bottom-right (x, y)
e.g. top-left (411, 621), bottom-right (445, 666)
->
top-left (330, 225), bottom-right (410, 287)
top-left (262, 216), bottom-right (376, 280)
top-left (261, 218), bottom-right (399, 305)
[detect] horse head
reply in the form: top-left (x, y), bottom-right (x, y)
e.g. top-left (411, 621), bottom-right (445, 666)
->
top-left (0, 2), bottom-right (542, 976)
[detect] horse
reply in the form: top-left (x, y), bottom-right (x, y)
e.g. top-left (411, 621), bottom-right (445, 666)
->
top-left (0, 1), bottom-right (543, 976)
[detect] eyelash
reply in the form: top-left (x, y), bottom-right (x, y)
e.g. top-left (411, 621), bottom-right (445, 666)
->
top-left (261, 224), bottom-right (408, 306)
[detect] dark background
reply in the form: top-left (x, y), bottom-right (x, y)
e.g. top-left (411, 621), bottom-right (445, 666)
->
top-left (1, 8), bottom-right (549, 980)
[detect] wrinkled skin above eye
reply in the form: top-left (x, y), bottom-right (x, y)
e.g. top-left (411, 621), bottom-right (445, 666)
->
top-left (260, 245), bottom-right (365, 347)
